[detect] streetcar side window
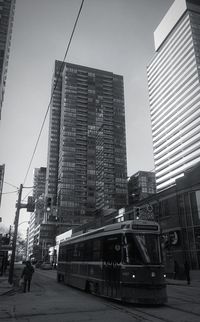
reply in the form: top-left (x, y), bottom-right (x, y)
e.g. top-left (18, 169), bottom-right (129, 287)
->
top-left (103, 235), bottom-right (122, 264)
top-left (92, 238), bottom-right (102, 261)
top-left (58, 246), bottom-right (64, 261)
top-left (65, 244), bottom-right (73, 261)
top-left (84, 240), bottom-right (93, 261)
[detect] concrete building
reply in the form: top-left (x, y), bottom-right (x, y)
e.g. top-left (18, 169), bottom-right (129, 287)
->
top-left (45, 61), bottom-right (128, 232)
top-left (0, 164), bottom-right (5, 206)
top-left (128, 171), bottom-right (156, 205)
top-left (147, 0), bottom-right (200, 192)
top-left (27, 167), bottom-right (47, 259)
top-left (33, 167), bottom-right (46, 200)
top-left (0, 0), bottom-right (15, 119)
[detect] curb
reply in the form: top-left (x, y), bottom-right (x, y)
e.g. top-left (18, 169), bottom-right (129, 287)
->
top-left (0, 288), bottom-right (16, 296)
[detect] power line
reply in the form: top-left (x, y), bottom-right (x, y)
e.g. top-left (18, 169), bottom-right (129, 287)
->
top-left (1, 190), bottom-right (18, 195)
top-left (22, 189), bottom-right (33, 202)
top-left (4, 181), bottom-right (19, 189)
top-left (23, 0), bottom-right (85, 185)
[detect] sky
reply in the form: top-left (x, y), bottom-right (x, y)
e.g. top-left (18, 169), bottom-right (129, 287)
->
top-left (0, 0), bottom-right (173, 237)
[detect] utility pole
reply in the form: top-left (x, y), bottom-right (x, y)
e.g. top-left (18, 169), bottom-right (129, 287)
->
top-left (8, 184), bottom-right (23, 284)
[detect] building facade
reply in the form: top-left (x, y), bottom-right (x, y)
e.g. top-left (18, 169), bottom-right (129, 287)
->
top-left (33, 167), bottom-right (46, 201)
top-left (133, 162), bottom-right (200, 273)
top-left (0, 0), bottom-right (15, 119)
top-left (27, 167), bottom-right (47, 259)
top-left (45, 61), bottom-right (128, 229)
top-left (128, 171), bottom-right (156, 205)
top-left (0, 164), bottom-right (5, 206)
top-left (147, 0), bottom-right (200, 192)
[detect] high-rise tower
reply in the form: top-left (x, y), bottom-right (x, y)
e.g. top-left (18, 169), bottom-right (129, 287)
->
top-left (27, 167), bottom-right (47, 259)
top-left (33, 167), bottom-right (46, 200)
top-left (46, 61), bottom-right (128, 228)
top-left (147, 0), bottom-right (200, 192)
top-left (0, 164), bottom-right (5, 206)
top-left (0, 0), bottom-right (15, 119)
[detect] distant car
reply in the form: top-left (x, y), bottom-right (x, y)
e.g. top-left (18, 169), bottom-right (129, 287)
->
top-left (40, 262), bottom-right (52, 270)
top-left (35, 260), bottom-right (43, 268)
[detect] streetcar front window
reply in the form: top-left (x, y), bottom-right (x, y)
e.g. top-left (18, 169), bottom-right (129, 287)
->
top-left (123, 233), bottom-right (161, 265)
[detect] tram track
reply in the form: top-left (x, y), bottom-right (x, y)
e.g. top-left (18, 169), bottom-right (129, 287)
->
top-left (104, 302), bottom-right (172, 322)
top-left (169, 295), bottom-right (200, 305)
top-left (164, 303), bottom-right (200, 317)
top-left (103, 298), bottom-right (200, 322)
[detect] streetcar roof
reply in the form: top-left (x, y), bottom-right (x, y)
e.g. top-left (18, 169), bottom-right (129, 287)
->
top-left (59, 220), bottom-right (160, 246)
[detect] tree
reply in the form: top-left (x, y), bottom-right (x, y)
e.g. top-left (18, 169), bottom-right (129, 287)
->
top-left (0, 224), bottom-right (27, 261)
top-left (15, 233), bottom-right (26, 261)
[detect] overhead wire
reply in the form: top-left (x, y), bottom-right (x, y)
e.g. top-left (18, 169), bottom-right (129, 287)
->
top-left (4, 181), bottom-right (19, 189)
top-left (22, 189), bottom-right (34, 203)
top-left (1, 190), bottom-right (18, 195)
top-left (23, 0), bottom-right (85, 186)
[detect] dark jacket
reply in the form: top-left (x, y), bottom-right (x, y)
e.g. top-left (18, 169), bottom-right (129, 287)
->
top-left (184, 261), bottom-right (190, 274)
top-left (21, 263), bottom-right (34, 280)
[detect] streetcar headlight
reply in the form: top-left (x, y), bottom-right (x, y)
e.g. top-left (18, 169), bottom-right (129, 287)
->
top-left (132, 274), bottom-right (136, 278)
top-left (164, 274), bottom-right (166, 278)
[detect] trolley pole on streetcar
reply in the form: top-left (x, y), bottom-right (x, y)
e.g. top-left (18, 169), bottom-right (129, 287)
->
top-left (8, 184), bottom-right (23, 284)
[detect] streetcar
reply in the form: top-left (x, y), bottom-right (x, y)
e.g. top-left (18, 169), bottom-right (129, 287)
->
top-left (57, 220), bottom-right (167, 304)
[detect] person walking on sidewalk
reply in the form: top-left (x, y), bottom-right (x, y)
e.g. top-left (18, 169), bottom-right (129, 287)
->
top-left (184, 260), bottom-right (190, 285)
top-left (21, 261), bottom-right (34, 293)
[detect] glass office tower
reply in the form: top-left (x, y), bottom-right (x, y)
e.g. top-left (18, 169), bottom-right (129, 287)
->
top-left (0, 0), bottom-right (15, 119)
top-left (46, 61), bottom-right (128, 226)
top-left (147, 0), bottom-right (200, 192)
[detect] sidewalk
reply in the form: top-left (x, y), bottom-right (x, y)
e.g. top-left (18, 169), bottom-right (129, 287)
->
top-left (0, 273), bottom-right (15, 296)
top-left (0, 264), bottom-right (22, 296)
top-left (167, 270), bottom-right (200, 287)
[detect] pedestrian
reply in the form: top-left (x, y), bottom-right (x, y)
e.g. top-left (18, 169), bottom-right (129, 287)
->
top-left (21, 260), bottom-right (34, 293)
top-left (173, 260), bottom-right (179, 279)
top-left (184, 260), bottom-right (190, 285)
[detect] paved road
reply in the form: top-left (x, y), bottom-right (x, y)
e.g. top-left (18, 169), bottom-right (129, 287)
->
top-left (1, 266), bottom-right (200, 322)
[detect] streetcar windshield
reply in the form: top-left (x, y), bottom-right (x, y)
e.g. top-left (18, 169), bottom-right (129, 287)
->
top-left (124, 233), bottom-right (161, 265)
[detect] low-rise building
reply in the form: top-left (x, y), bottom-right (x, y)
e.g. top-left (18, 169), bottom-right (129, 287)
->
top-left (135, 162), bottom-right (200, 275)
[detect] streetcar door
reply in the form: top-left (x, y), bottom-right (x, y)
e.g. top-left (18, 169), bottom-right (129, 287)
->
top-left (102, 235), bottom-right (121, 299)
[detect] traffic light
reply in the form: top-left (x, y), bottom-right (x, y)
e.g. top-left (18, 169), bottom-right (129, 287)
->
top-left (135, 207), bottom-right (140, 219)
top-left (46, 197), bottom-right (52, 211)
top-left (27, 196), bottom-right (35, 212)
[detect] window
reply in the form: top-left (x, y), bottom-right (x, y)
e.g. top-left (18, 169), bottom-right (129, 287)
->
top-left (190, 190), bottom-right (200, 224)
top-left (123, 233), bottom-right (161, 265)
top-left (103, 235), bottom-right (122, 263)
